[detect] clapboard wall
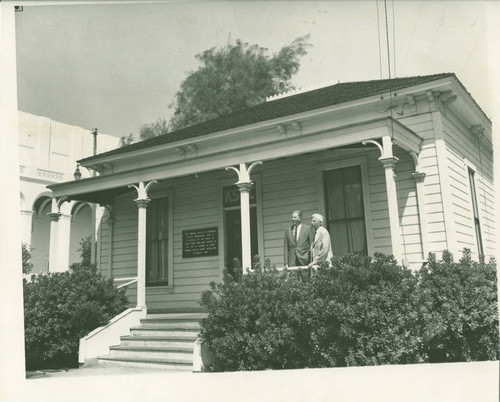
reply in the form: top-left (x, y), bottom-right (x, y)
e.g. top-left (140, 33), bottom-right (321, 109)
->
top-left (101, 145), bottom-right (426, 311)
top-left (442, 110), bottom-right (495, 259)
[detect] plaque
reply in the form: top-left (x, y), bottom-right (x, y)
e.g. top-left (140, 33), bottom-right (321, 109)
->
top-left (182, 227), bottom-right (218, 258)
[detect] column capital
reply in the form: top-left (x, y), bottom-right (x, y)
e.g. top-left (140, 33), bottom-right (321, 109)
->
top-left (135, 198), bottom-right (151, 208)
top-left (236, 181), bottom-right (254, 193)
top-left (378, 156), bottom-right (399, 169)
top-left (47, 211), bottom-right (62, 222)
top-left (411, 172), bottom-right (426, 182)
top-left (129, 180), bottom-right (158, 202)
top-left (20, 210), bottom-right (33, 216)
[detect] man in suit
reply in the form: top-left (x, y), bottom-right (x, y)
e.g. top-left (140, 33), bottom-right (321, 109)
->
top-left (309, 213), bottom-right (333, 267)
top-left (284, 210), bottom-right (314, 268)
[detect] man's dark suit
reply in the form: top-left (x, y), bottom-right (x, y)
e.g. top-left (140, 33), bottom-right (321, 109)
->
top-left (284, 224), bottom-right (314, 266)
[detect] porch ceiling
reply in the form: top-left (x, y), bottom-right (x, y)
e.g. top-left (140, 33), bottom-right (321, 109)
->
top-left (67, 185), bottom-right (133, 205)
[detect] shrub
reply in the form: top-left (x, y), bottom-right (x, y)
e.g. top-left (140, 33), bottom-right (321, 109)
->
top-left (418, 250), bottom-right (499, 362)
top-left (78, 236), bottom-right (92, 267)
top-left (199, 250), bottom-right (499, 371)
top-left (24, 264), bottom-right (128, 370)
top-left (22, 243), bottom-right (34, 274)
top-left (308, 253), bottom-right (427, 367)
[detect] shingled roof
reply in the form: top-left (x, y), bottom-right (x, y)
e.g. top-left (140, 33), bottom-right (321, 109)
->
top-left (81, 73), bottom-right (455, 163)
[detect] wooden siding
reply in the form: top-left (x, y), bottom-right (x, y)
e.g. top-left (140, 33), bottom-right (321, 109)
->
top-left (393, 147), bottom-right (424, 262)
top-left (441, 112), bottom-right (495, 259)
top-left (399, 113), bottom-right (447, 256)
top-left (105, 143), bottom-right (438, 310)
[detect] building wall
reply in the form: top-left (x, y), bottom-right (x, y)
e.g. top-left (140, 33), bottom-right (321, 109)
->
top-left (18, 111), bottom-right (120, 272)
top-left (441, 111), bottom-right (495, 260)
top-left (399, 111), bottom-right (447, 257)
top-left (106, 147), bottom-right (424, 311)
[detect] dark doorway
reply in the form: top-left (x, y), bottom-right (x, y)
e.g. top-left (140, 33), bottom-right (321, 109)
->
top-left (224, 207), bottom-right (258, 272)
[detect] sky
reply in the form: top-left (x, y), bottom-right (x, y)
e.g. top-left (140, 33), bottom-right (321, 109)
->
top-left (14, 0), bottom-right (497, 139)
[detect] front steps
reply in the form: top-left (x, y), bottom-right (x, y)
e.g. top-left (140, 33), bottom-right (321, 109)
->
top-left (98, 312), bottom-right (206, 371)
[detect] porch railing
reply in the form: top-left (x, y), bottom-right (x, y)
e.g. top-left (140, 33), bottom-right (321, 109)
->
top-left (114, 276), bottom-right (138, 289)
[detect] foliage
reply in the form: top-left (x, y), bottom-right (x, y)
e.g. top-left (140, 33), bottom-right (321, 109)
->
top-left (22, 242), bottom-right (34, 274)
top-left (418, 250), bottom-right (499, 362)
top-left (169, 35), bottom-right (311, 131)
top-left (23, 264), bottom-right (128, 370)
top-left (139, 118), bottom-right (169, 140)
top-left (199, 251), bottom-right (499, 372)
top-left (119, 133), bottom-right (135, 147)
top-left (77, 236), bottom-right (92, 267)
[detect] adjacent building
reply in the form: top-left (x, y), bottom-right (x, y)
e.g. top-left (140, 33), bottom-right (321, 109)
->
top-left (19, 111), bottom-right (120, 273)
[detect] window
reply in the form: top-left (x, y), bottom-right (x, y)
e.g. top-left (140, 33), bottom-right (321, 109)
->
top-left (324, 165), bottom-right (367, 256)
top-left (468, 168), bottom-right (483, 256)
top-left (146, 197), bottom-right (169, 286)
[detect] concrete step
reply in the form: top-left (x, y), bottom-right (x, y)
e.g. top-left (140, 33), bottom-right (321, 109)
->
top-left (144, 313), bottom-right (207, 321)
top-left (108, 346), bottom-right (194, 361)
top-left (130, 326), bottom-right (200, 337)
top-left (138, 319), bottom-right (202, 329)
top-left (98, 356), bottom-right (193, 371)
top-left (120, 335), bottom-right (198, 349)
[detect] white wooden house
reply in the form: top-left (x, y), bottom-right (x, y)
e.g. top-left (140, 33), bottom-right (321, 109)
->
top-left (48, 73), bottom-right (495, 368)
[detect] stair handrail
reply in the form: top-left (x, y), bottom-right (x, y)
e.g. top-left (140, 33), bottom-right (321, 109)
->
top-left (114, 276), bottom-right (138, 289)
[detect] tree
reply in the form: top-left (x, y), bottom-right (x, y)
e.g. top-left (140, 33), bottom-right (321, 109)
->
top-left (139, 118), bottom-right (169, 140)
top-left (119, 133), bottom-right (134, 147)
top-left (169, 35), bottom-right (311, 131)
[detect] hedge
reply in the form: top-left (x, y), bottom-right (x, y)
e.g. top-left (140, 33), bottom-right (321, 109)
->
top-left (199, 250), bottom-right (499, 371)
top-left (24, 264), bottom-right (128, 370)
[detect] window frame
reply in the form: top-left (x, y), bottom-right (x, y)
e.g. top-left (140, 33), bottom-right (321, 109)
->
top-left (145, 187), bottom-right (174, 288)
top-left (315, 156), bottom-right (374, 256)
top-left (466, 165), bottom-right (484, 257)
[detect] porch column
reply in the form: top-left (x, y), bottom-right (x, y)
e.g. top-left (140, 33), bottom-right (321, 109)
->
top-left (106, 216), bottom-right (114, 278)
top-left (225, 161), bottom-right (263, 272)
top-left (57, 214), bottom-right (72, 271)
top-left (410, 151), bottom-right (429, 260)
top-left (20, 210), bottom-right (33, 245)
top-left (47, 199), bottom-right (62, 272)
top-left (129, 181), bottom-right (158, 310)
top-left (379, 136), bottom-right (402, 263)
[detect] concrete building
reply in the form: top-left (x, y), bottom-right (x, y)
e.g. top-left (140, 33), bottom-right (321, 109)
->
top-left (19, 111), bottom-right (120, 273)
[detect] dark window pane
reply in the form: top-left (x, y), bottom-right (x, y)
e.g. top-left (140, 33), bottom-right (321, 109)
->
top-left (324, 169), bottom-right (345, 220)
top-left (324, 165), bottom-right (367, 256)
top-left (146, 197), bottom-right (169, 285)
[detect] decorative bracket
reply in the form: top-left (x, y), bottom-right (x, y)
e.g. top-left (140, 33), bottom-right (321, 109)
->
top-left (128, 180), bottom-right (158, 201)
top-left (56, 196), bottom-right (69, 212)
top-left (276, 124), bottom-right (287, 136)
top-left (225, 161), bottom-right (263, 185)
top-left (99, 204), bottom-right (115, 223)
top-left (426, 90), bottom-right (440, 112)
top-left (362, 140), bottom-right (384, 158)
top-left (440, 93), bottom-right (457, 108)
top-left (175, 143), bottom-right (198, 157)
top-left (409, 151), bottom-right (426, 182)
top-left (406, 95), bottom-right (417, 114)
top-left (470, 125), bottom-right (485, 146)
top-left (409, 151), bottom-right (420, 172)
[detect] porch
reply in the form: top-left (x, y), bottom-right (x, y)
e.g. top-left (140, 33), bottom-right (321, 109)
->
top-left (49, 116), bottom-right (430, 313)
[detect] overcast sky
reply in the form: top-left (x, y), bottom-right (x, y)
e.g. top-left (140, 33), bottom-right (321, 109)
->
top-left (15, 1), bottom-right (497, 138)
